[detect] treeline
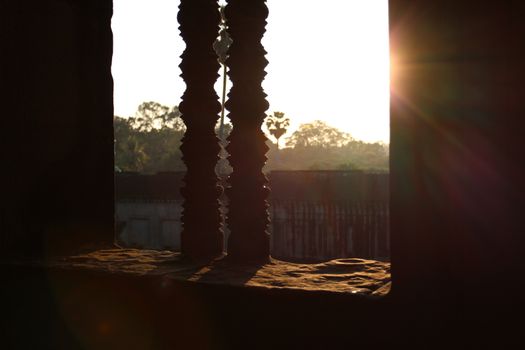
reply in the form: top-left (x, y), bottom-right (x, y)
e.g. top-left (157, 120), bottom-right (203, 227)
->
top-left (115, 102), bottom-right (389, 173)
top-left (114, 102), bottom-right (186, 172)
top-left (265, 120), bottom-right (388, 172)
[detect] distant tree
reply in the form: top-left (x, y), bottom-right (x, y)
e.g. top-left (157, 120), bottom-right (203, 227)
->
top-left (265, 111), bottom-right (290, 149)
top-left (115, 103), bottom-right (389, 173)
top-left (131, 101), bottom-right (184, 131)
top-left (114, 116), bottom-right (149, 171)
top-left (113, 102), bottom-right (186, 173)
top-left (285, 120), bottom-right (352, 148)
top-left (263, 120), bottom-right (389, 171)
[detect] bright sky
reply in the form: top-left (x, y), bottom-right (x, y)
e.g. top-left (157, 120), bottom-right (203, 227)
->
top-left (112, 0), bottom-right (390, 143)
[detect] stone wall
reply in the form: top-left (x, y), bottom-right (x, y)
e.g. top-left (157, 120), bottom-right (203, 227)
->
top-left (116, 171), bottom-right (389, 261)
top-left (271, 200), bottom-right (389, 261)
top-left (116, 200), bottom-right (182, 250)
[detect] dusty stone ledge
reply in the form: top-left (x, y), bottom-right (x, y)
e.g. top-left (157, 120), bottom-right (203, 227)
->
top-left (34, 249), bottom-right (392, 297)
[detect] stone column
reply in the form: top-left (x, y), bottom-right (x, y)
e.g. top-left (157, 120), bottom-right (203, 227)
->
top-left (225, 0), bottom-right (270, 263)
top-left (178, 0), bottom-right (224, 261)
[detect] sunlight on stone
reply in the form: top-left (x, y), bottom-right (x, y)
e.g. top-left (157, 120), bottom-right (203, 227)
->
top-left (58, 249), bottom-right (390, 296)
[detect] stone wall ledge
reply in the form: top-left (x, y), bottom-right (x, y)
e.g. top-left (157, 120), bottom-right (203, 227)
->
top-left (3, 248), bottom-right (391, 297)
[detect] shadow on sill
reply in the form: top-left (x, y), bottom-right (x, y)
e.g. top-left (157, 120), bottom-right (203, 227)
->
top-left (30, 249), bottom-right (391, 297)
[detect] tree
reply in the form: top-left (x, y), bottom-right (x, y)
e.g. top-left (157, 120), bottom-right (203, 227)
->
top-left (285, 120), bottom-right (352, 148)
top-left (113, 102), bottom-right (186, 173)
top-left (114, 103), bottom-right (389, 173)
top-left (114, 116), bottom-right (149, 171)
top-left (130, 101), bottom-right (184, 131)
top-left (265, 111), bottom-right (290, 149)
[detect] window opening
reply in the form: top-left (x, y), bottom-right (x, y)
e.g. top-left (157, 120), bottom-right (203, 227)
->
top-left (111, 0), bottom-right (390, 296)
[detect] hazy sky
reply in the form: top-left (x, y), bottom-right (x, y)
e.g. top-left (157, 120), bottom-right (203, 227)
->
top-left (112, 0), bottom-right (389, 143)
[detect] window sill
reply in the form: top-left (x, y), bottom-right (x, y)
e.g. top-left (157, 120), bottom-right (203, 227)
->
top-left (28, 249), bottom-right (391, 297)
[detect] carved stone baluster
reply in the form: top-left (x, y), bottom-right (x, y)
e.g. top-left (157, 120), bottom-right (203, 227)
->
top-left (225, 0), bottom-right (270, 263)
top-left (178, 0), bottom-right (223, 261)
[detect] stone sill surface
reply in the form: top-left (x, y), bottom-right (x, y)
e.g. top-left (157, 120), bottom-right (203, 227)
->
top-left (25, 249), bottom-right (390, 297)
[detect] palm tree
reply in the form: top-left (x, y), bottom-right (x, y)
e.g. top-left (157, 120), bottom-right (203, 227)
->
top-left (265, 111), bottom-right (290, 150)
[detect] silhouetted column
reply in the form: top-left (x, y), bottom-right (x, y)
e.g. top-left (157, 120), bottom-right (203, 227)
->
top-left (178, 0), bottom-right (224, 261)
top-left (225, 0), bottom-right (270, 263)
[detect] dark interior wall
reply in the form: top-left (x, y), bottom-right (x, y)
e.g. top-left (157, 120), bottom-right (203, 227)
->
top-left (389, 0), bottom-right (525, 309)
top-left (0, 0), bottom-right (114, 256)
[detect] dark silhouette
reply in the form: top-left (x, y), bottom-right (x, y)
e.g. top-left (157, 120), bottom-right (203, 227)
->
top-left (178, 0), bottom-right (224, 261)
top-left (265, 111), bottom-right (290, 149)
top-left (225, 0), bottom-right (271, 263)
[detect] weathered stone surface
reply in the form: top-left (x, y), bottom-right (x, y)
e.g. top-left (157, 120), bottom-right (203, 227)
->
top-left (52, 249), bottom-right (391, 296)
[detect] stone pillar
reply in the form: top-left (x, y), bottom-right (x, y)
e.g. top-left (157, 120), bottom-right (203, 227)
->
top-left (225, 0), bottom-right (270, 263)
top-left (178, 0), bottom-right (224, 261)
